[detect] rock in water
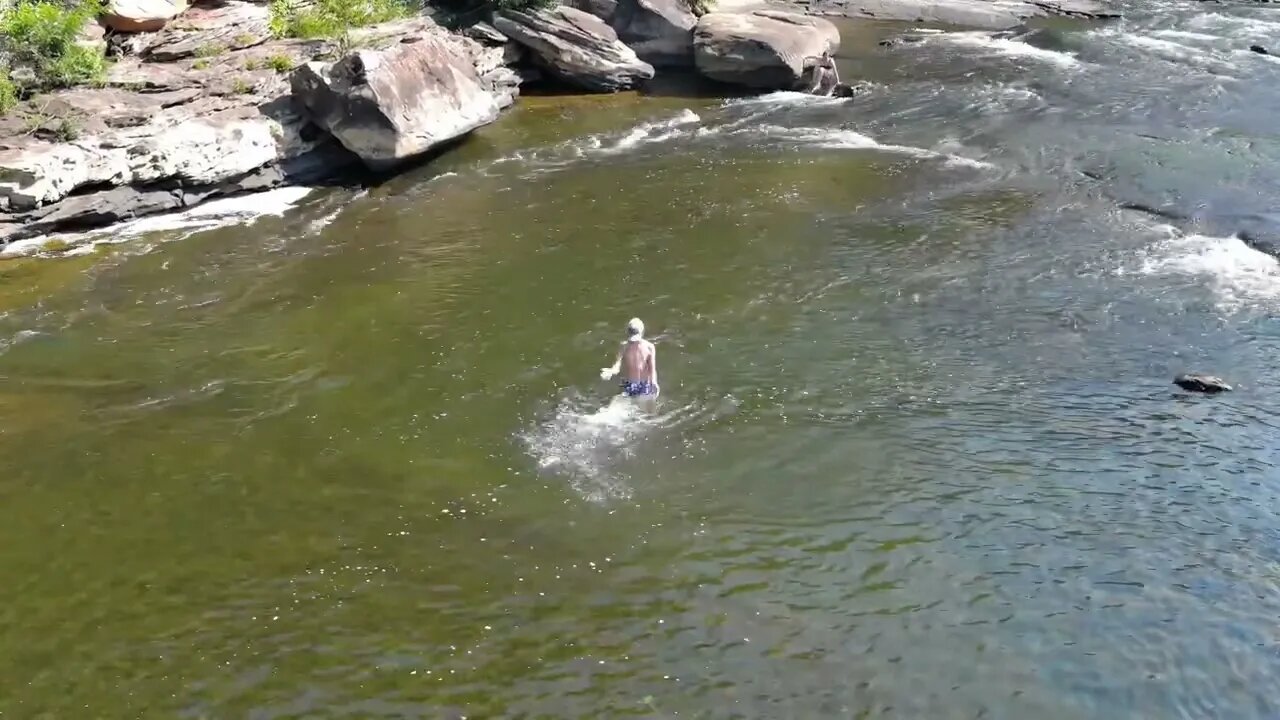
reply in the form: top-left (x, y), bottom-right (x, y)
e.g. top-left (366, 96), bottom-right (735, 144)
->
top-left (290, 32), bottom-right (508, 171)
top-left (1251, 44), bottom-right (1270, 55)
top-left (693, 11), bottom-right (840, 89)
top-left (494, 7), bottom-right (655, 92)
top-left (102, 0), bottom-right (188, 32)
top-left (1173, 374), bottom-right (1233, 393)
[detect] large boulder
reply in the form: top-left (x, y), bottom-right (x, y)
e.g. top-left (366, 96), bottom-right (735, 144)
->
top-left (101, 0), bottom-right (188, 33)
top-left (290, 30), bottom-right (510, 171)
top-left (693, 10), bottom-right (839, 89)
top-left (494, 6), bottom-right (655, 92)
top-left (573, 0), bottom-right (697, 67)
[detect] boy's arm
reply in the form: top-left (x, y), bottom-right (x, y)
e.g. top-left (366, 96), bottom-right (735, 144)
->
top-left (647, 344), bottom-right (658, 387)
top-left (600, 344), bottom-right (623, 380)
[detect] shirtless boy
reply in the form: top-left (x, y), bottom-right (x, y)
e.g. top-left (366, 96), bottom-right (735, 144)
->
top-left (600, 318), bottom-right (659, 397)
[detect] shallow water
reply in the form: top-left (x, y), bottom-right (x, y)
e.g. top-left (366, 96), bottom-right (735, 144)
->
top-left (4, 2), bottom-right (1280, 717)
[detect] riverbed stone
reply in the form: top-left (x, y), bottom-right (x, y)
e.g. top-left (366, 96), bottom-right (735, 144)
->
top-left (693, 10), bottom-right (839, 89)
top-left (494, 6), bottom-right (656, 91)
top-left (290, 30), bottom-right (509, 171)
top-left (102, 0), bottom-right (188, 33)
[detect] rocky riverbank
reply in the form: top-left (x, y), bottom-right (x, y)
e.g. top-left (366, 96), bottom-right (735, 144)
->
top-left (0, 0), bottom-right (1118, 246)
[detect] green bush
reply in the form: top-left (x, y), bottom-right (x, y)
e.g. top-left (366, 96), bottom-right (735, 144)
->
top-left (269, 0), bottom-right (416, 39)
top-left (266, 54), bottom-right (295, 73)
top-left (0, 74), bottom-right (16, 115)
top-left (0, 0), bottom-right (106, 92)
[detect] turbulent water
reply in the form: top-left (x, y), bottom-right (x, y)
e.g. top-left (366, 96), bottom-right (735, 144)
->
top-left (4, 1), bottom-right (1280, 717)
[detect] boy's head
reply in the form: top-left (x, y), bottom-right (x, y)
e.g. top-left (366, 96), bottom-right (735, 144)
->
top-left (626, 318), bottom-right (645, 339)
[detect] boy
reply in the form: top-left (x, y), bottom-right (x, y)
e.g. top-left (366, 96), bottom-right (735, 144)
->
top-left (600, 318), bottom-right (659, 397)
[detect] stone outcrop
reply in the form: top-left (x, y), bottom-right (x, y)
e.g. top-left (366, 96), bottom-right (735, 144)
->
top-left (0, 9), bottom-right (517, 243)
top-left (693, 10), bottom-right (839, 89)
top-left (291, 23), bottom-right (515, 171)
top-left (494, 6), bottom-right (656, 92)
top-left (803, 0), bottom-right (1116, 30)
top-left (101, 0), bottom-right (188, 33)
top-left (571, 0), bottom-right (697, 66)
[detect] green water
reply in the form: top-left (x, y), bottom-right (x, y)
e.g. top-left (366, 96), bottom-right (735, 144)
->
top-left (7, 11), bottom-right (1280, 715)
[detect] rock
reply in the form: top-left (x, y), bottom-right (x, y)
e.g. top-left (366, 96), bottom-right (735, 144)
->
top-left (290, 30), bottom-right (508, 171)
top-left (1250, 44), bottom-right (1269, 55)
top-left (878, 34), bottom-right (925, 48)
top-left (463, 21), bottom-right (510, 45)
top-left (102, 0), bottom-right (188, 33)
top-left (612, 0), bottom-right (697, 66)
top-left (142, 0), bottom-right (271, 62)
top-left (832, 82), bottom-right (858, 97)
top-left (569, 0), bottom-right (620, 24)
top-left (693, 10), bottom-right (839, 89)
top-left (1174, 374), bottom-right (1233, 393)
top-left (494, 6), bottom-right (655, 92)
top-left (808, 0), bottom-right (1115, 30)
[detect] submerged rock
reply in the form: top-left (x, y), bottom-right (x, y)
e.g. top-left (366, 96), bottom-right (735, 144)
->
top-left (1250, 44), bottom-right (1269, 55)
top-left (291, 25), bottom-right (513, 171)
top-left (1174, 374), bottom-right (1233, 393)
top-left (693, 10), bottom-right (839, 89)
top-left (102, 0), bottom-right (187, 33)
top-left (494, 6), bottom-right (655, 92)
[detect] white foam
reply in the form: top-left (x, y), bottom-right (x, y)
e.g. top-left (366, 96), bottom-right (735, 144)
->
top-left (1112, 33), bottom-right (1237, 73)
top-left (1139, 229), bottom-right (1280, 311)
top-left (723, 91), bottom-right (849, 108)
top-left (1188, 12), bottom-right (1280, 36)
top-left (1151, 29), bottom-right (1221, 43)
top-left (932, 32), bottom-right (1081, 67)
top-left (492, 110), bottom-right (701, 172)
top-left (4, 186), bottom-right (314, 258)
top-left (751, 125), bottom-right (993, 168)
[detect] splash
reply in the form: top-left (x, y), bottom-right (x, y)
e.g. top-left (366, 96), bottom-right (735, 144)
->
top-left (491, 109), bottom-right (702, 172)
top-left (521, 393), bottom-right (652, 502)
top-left (1138, 229), bottom-right (1280, 312)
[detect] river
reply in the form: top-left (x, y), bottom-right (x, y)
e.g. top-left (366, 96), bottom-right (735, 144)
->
top-left (3, 1), bottom-right (1280, 716)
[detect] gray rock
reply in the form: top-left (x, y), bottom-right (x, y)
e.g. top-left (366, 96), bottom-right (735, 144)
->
top-left (290, 30), bottom-right (508, 171)
top-left (494, 6), bottom-right (655, 92)
top-left (808, 0), bottom-right (1114, 30)
top-left (1174, 374), bottom-right (1232, 393)
top-left (1250, 44), bottom-right (1269, 55)
top-left (463, 21), bottom-right (510, 45)
top-left (142, 0), bottom-right (271, 62)
top-left (568, 0), bottom-right (620, 24)
top-left (612, 0), bottom-right (697, 66)
top-left (693, 10), bottom-right (839, 89)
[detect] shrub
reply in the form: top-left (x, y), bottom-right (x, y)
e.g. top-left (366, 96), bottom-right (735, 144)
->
top-left (0, 0), bottom-right (107, 92)
top-left (194, 43), bottom-right (225, 58)
top-left (266, 54), bottom-right (295, 73)
top-left (230, 77), bottom-right (254, 94)
top-left (192, 59), bottom-right (210, 70)
top-left (0, 74), bottom-right (16, 115)
top-left (269, 0), bottom-right (416, 39)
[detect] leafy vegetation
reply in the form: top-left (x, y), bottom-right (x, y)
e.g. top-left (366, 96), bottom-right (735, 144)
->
top-left (230, 77), bottom-right (254, 94)
top-left (268, 0), bottom-right (416, 39)
top-left (0, 0), bottom-right (107, 100)
top-left (0, 75), bottom-right (16, 115)
top-left (684, 0), bottom-right (714, 14)
top-left (266, 54), bottom-right (295, 73)
top-left (194, 43), bottom-right (225, 58)
top-left (192, 59), bottom-right (211, 70)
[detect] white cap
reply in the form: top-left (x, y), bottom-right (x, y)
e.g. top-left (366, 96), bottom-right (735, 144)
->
top-left (626, 318), bottom-right (644, 338)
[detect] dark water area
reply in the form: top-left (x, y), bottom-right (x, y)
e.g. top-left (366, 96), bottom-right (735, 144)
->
top-left (4, 2), bottom-right (1280, 717)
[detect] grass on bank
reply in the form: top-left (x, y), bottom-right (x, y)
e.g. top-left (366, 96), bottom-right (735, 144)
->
top-left (0, 0), bottom-right (107, 114)
top-left (268, 0), bottom-right (417, 39)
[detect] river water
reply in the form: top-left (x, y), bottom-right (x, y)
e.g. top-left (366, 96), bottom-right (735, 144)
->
top-left (4, 1), bottom-right (1280, 717)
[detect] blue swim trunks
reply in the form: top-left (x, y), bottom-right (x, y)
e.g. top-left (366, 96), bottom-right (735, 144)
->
top-left (621, 380), bottom-right (657, 397)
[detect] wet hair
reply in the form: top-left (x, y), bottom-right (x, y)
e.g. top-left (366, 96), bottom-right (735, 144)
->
top-left (626, 318), bottom-right (644, 338)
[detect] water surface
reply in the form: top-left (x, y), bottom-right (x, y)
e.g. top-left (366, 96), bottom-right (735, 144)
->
top-left (4, 3), bottom-right (1280, 717)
